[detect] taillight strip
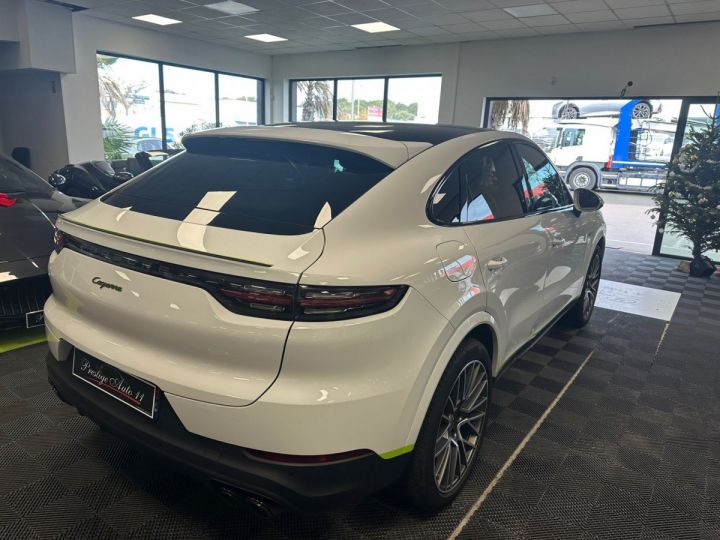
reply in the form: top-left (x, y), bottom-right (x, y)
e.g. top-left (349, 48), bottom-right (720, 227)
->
top-left (57, 230), bottom-right (296, 320)
top-left (56, 231), bottom-right (408, 322)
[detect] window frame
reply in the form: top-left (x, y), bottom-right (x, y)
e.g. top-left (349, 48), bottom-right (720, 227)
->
top-left (97, 51), bottom-right (265, 151)
top-left (426, 140), bottom-right (532, 227)
top-left (289, 74), bottom-right (442, 123)
top-left (511, 141), bottom-right (574, 216)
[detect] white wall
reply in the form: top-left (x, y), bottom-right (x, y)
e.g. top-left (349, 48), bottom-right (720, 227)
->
top-left (0, 0), bottom-right (19, 41)
top-left (271, 22), bottom-right (720, 127)
top-left (0, 0), bottom-right (74, 72)
top-left (61, 14), bottom-right (272, 163)
top-left (454, 22), bottom-right (720, 127)
top-left (0, 70), bottom-right (69, 178)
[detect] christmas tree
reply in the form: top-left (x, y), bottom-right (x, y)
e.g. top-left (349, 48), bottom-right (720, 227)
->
top-left (650, 107), bottom-right (720, 272)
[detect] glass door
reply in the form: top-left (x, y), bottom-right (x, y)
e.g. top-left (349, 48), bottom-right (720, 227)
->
top-left (653, 99), bottom-right (720, 262)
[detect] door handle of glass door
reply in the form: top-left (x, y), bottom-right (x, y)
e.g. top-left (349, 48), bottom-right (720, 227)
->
top-left (487, 257), bottom-right (508, 270)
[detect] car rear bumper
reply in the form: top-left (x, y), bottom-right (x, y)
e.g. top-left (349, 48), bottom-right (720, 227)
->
top-left (46, 351), bottom-right (411, 513)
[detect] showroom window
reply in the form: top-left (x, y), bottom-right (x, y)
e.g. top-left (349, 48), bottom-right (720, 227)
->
top-left (218, 73), bottom-right (262, 128)
top-left (337, 78), bottom-right (385, 121)
top-left (96, 53), bottom-right (263, 159)
top-left (290, 75), bottom-right (442, 124)
top-left (162, 65), bottom-right (216, 150)
top-left (292, 80), bottom-right (334, 122)
top-left (484, 97), bottom-right (720, 263)
top-left (97, 55), bottom-right (163, 158)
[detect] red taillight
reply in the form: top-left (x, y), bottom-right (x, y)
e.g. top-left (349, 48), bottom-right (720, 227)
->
top-left (218, 283), bottom-right (406, 321)
top-left (246, 448), bottom-right (373, 464)
top-left (296, 285), bottom-right (407, 321)
top-left (219, 283), bottom-right (295, 317)
top-left (0, 193), bottom-right (16, 207)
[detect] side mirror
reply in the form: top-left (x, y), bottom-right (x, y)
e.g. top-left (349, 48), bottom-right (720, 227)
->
top-left (48, 173), bottom-right (67, 188)
top-left (573, 188), bottom-right (604, 213)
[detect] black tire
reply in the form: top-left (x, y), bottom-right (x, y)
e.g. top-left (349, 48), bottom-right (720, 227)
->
top-left (402, 339), bottom-right (491, 512)
top-left (559, 104), bottom-right (579, 119)
top-left (568, 167), bottom-right (597, 190)
top-left (564, 246), bottom-right (603, 328)
top-left (631, 101), bottom-right (653, 119)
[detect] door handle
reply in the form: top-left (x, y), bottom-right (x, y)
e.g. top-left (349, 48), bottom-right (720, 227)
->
top-left (487, 257), bottom-right (508, 271)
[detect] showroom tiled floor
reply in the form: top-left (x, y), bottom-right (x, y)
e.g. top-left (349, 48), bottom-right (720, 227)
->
top-left (1, 248), bottom-right (719, 539)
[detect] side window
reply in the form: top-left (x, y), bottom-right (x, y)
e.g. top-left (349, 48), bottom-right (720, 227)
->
top-left (560, 128), bottom-right (576, 148)
top-left (460, 142), bottom-right (527, 223)
top-left (429, 168), bottom-right (463, 224)
top-left (575, 129), bottom-right (585, 146)
top-left (516, 143), bottom-right (573, 212)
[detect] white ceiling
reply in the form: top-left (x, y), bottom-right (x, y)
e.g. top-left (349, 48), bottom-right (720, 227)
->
top-left (65, 0), bottom-right (720, 55)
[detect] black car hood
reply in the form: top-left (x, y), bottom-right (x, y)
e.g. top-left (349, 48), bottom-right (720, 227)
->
top-left (0, 190), bottom-right (83, 263)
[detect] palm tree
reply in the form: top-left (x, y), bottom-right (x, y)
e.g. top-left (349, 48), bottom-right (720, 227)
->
top-left (490, 100), bottom-right (530, 134)
top-left (102, 119), bottom-right (134, 160)
top-left (296, 81), bottom-right (333, 121)
top-left (96, 54), bottom-right (146, 120)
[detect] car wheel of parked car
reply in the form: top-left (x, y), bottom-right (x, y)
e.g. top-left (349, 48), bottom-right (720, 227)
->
top-left (403, 339), bottom-right (491, 512)
top-left (559, 105), bottom-right (579, 119)
top-left (568, 167), bottom-right (597, 190)
top-left (631, 101), bottom-right (653, 119)
top-left (564, 247), bottom-right (603, 328)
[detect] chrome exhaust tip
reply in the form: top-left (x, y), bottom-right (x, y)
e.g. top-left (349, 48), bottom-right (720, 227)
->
top-left (215, 484), bottom-right (284, 518)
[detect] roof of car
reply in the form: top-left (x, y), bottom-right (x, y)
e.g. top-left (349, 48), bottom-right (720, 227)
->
top-left (183, 123), bottom-right (495, 169)
top-left (271, 122), bottom-right (490, 145)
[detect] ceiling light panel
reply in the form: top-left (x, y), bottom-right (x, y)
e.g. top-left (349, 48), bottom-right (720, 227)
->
top-left (504, 4), bottom-right (557, 17)
top-left (132, 14), bottom-right (182, 25)
top-left (352, 21), bottom-right (400, 32)
top-left (245, 33), bottom-right (288, 42)
top-left (204, 1), bottom-right (259, 16)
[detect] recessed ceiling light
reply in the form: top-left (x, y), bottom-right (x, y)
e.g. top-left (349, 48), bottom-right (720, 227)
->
top-left (504, 4), bottom-right (557, 17)
top-left (352, 21), bottom-right (400, 33)
top-left (245, 33), bottom-right (287, 42)
top-left (132, 14), bottom-right (182, 25)
top-left (204, 1), bottom-right (259, 16)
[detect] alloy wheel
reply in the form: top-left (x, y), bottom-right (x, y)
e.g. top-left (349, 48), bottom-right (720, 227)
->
top-left (561, 106), bottom-right (578, 119)
top-left (583, 252), bottom-right (602, 320)
top-left (433, 360), bottom-right (489, 493)
top-left (632, 102), bottom-right (652, 119)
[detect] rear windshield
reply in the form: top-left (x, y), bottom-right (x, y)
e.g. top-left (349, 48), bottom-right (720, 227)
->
top-left (103, 138), bottom-right (393, 235)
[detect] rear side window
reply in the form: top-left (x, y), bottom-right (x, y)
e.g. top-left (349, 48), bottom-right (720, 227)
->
top-left (516, 143), bottom-right (573, 212)
top-left (429, 142), bottom-right (528, 225)
top-left (429, 168), bottom-right (463, 224)
top-left (103, 138), bottom-right (393, 235)
top-left (460, 142), bottom-right (526, 223)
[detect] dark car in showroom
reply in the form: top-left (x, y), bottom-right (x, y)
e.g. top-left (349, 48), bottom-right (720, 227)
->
top-left (0, 155), bottom-right (84, 330)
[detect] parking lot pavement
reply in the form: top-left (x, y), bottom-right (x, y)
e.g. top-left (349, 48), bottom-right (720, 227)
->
top-left (599, 191), bottom-right (656, 255)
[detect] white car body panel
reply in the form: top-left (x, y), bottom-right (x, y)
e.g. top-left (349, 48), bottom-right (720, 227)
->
top-left (46, 249), bottom-right (291, 406)
top-left (165, 289), bottom-right (452, 455)
top-left (45, 124), bottom-right (606, 462)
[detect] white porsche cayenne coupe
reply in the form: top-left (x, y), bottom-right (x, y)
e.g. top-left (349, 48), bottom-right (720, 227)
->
top-left (45, 123), bottom-right (605, 514)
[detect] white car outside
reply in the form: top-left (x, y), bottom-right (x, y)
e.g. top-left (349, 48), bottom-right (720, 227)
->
top-left (45, 123), bottom-right (605, 513)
